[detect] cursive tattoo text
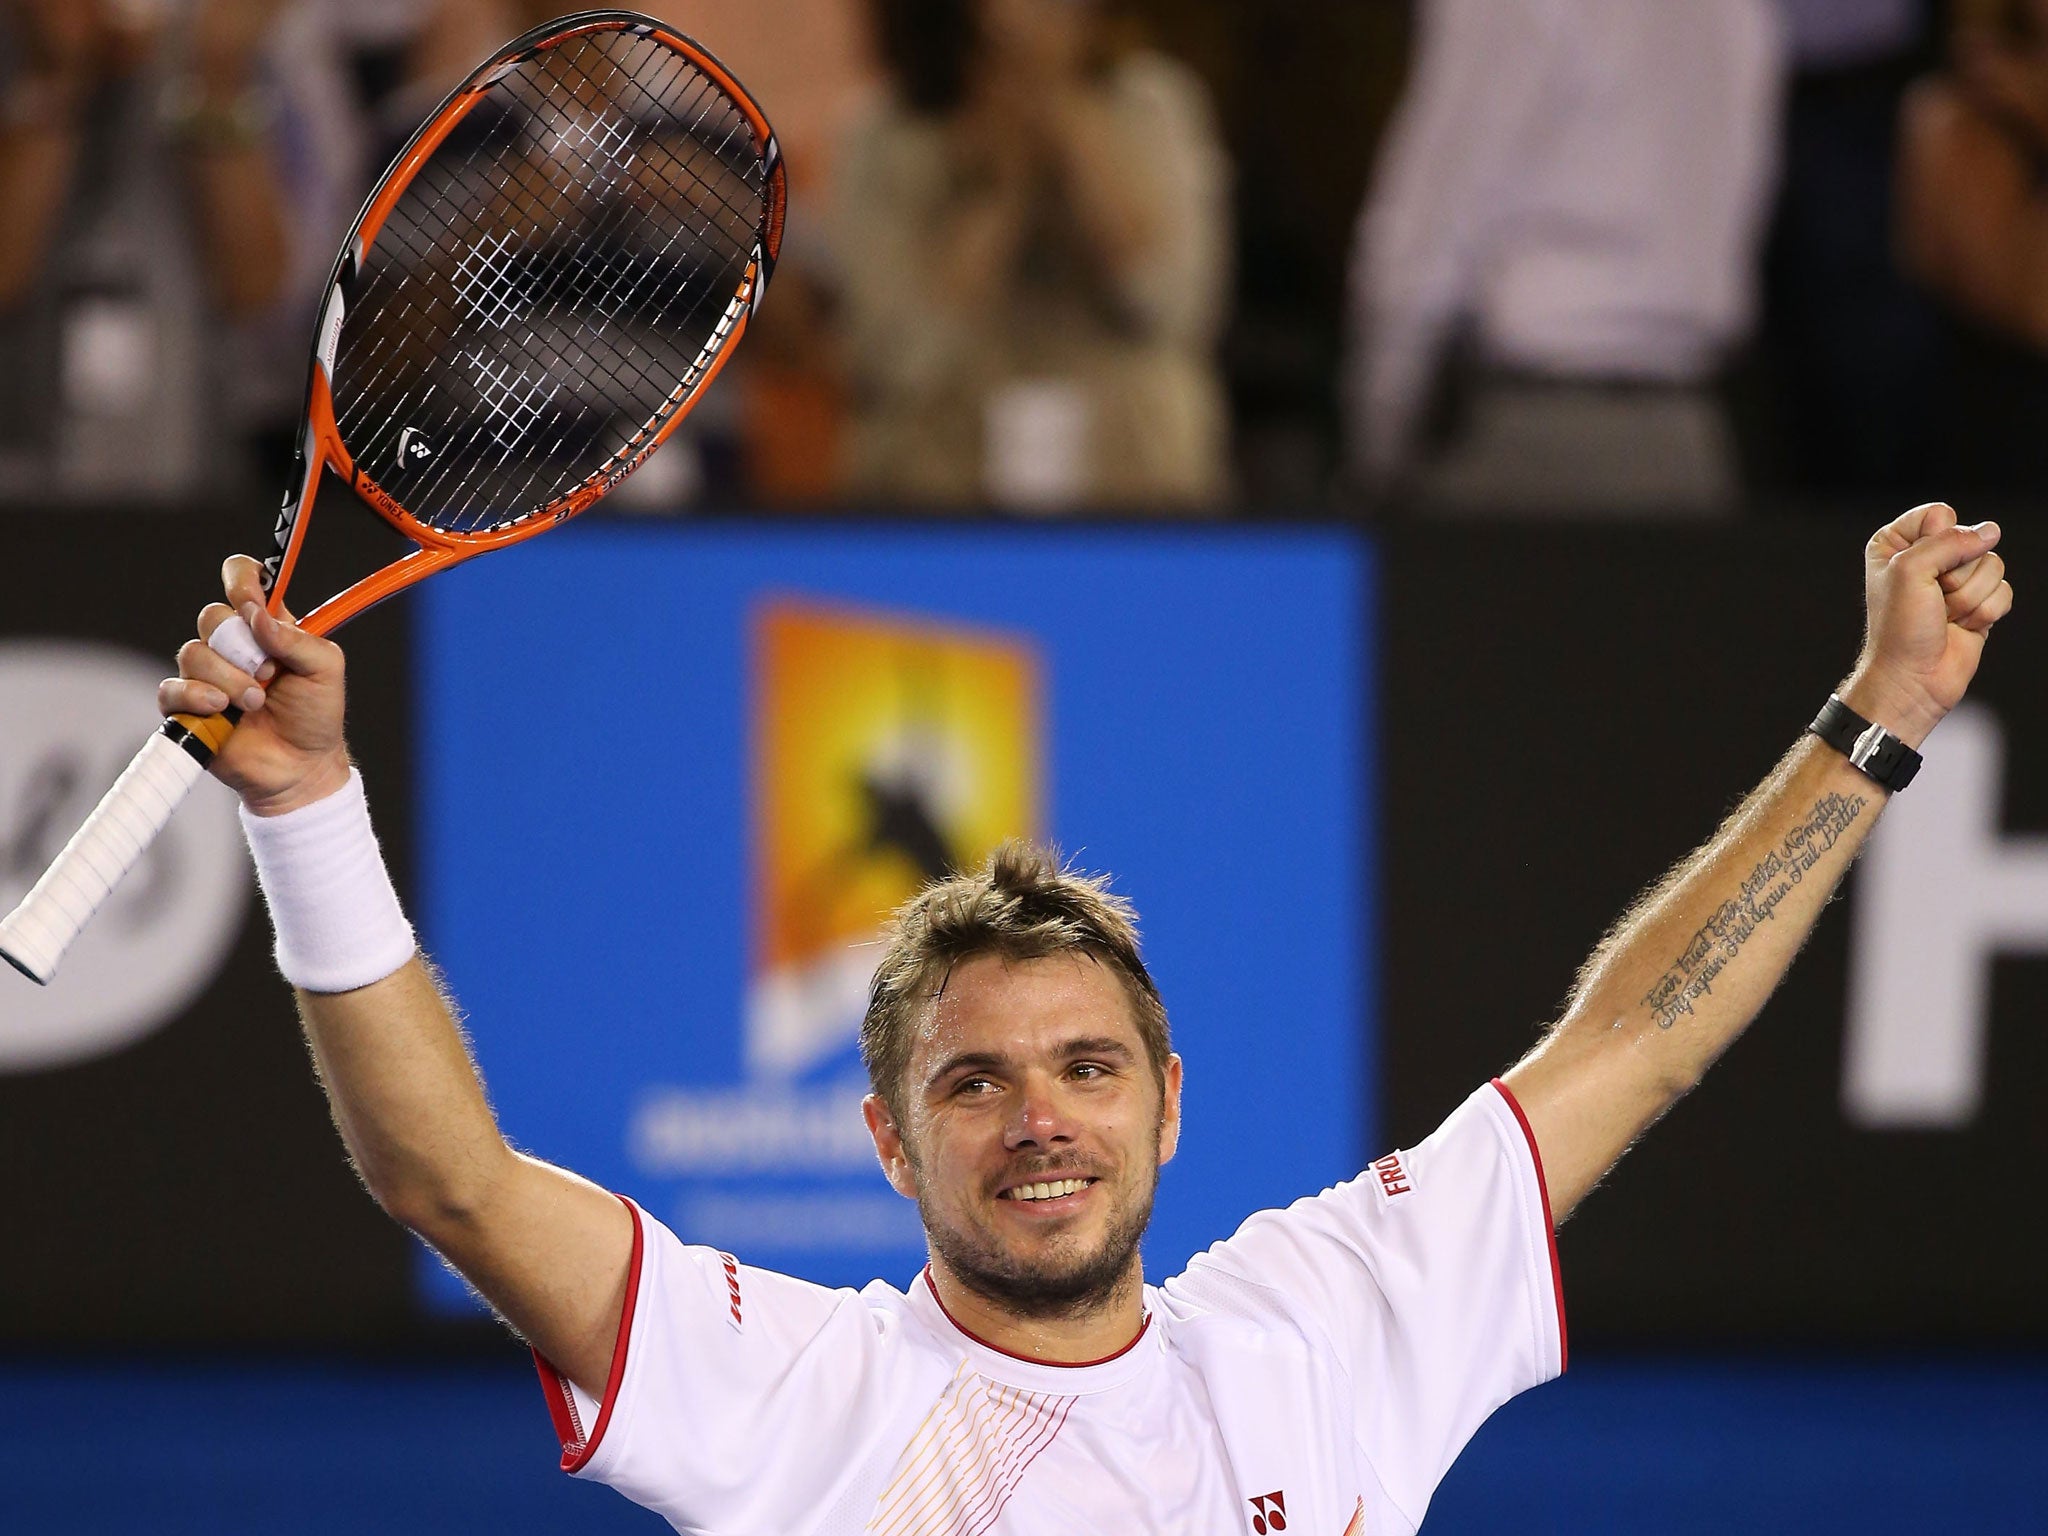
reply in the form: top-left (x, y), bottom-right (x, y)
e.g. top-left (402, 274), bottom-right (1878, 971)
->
top-left (1642, 790), bottom-right (1869, 1029)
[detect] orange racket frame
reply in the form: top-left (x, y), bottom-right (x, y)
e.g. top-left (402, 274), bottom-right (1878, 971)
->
top-left (0, 11), bottom-right (784, 982)
top-left (268, 11), bottom-right (787, 639)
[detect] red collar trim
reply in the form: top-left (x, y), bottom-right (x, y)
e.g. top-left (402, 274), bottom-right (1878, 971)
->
top-left (920, 1267), bottom-right (1151, 1367)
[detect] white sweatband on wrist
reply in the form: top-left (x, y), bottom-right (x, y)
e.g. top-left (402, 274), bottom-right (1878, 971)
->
top-left (239, 767), bottom-right (416, 993)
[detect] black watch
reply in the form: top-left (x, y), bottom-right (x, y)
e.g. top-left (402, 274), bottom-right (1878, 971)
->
top-left (1807, 694), bottom-right (1922, 791)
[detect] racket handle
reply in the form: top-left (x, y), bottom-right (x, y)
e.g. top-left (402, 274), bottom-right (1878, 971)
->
top-left (0, 729), bottom-right (212, 982)
top-left (0, 615), bottom-right (262, 985)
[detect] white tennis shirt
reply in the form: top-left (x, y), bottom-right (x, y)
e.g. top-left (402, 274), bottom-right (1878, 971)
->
top-left (537, 1080), bottom-right (1566, 1535)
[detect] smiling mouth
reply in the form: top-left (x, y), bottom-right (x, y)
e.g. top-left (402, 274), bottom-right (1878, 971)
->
top-left (1000, 1177), bottom-right (1099, 1202)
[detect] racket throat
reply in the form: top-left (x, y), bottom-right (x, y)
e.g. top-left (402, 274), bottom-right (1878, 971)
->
top-left (163, 710), bottom-right (239, 765)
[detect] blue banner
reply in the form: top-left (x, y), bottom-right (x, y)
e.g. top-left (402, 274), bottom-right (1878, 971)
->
top-left (416, 523), bottom-right (1370, 1306)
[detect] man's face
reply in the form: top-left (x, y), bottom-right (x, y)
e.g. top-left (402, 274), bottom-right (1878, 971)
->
top-left (864, 952), bottom-right (1182, 1320)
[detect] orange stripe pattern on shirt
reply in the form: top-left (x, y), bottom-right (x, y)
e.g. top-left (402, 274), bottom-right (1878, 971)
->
top-left (866, 1365), bottom-right (1077, 1536)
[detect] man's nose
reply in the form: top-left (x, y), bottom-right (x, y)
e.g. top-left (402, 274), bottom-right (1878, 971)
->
top-left (1003, 1077), bottom-right (1076, 1149)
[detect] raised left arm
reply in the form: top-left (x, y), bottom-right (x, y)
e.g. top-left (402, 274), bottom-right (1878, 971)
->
top-left (1504, 503), bottom-right (2012, 1222)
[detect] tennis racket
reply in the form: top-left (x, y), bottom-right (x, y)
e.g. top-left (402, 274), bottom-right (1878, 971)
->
top-left (0, 9), bottom-right (785, 984)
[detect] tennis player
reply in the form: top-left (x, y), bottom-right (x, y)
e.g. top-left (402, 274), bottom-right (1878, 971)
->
top-left (164, 503), bottom-right (2008, 1534)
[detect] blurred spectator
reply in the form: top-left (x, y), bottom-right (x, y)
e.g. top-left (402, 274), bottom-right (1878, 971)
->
top-left (1346, 0), bottom-right (1787, 517)
top-left (1784, 0), bottom-right (1925, 65)
top-left (1898, 0), bottom-right (2048, 495)
top-left (335, 0), bottom-right (485, 161)
top-left (832, 0), bottom-right (1230, 512)
top-left (0, 0), bottom-right (364, 500)
top-left (653, 0), bottom-right (878, 508)
top-left (1754, 0), bottom-right (1941, 499)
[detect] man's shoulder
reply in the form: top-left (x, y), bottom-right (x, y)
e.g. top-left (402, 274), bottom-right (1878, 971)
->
top-left (1150, 1262), bottom-right (1327, 1344)
top-left (1146, 1276), bottom-right (1363, 1414)
top-left (634, 1206), bottom-right (926, 1342)
top-left (1155, 1083), bottom-right (1532, 1323)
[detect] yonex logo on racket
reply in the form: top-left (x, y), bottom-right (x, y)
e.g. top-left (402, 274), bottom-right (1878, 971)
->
top-left (396, 428), bottom-right (435, 467)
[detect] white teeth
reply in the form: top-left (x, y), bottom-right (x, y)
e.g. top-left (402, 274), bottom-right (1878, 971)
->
top-left (1007, 1178), bottom-right (1089, 1201)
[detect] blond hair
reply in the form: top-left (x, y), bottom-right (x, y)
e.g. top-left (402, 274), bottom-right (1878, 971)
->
top-left (861, 842), bottom-right (1170, 1119)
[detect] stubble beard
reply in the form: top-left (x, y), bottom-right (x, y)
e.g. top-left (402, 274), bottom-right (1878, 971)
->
top-left (914, 1149), bottom-right (1160, 1323)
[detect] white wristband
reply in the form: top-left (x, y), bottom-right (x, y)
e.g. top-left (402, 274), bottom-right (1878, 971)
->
top-left (239, 767), bottom-right (416, 993)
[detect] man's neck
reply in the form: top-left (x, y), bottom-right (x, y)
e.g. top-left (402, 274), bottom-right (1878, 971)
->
top-left (924, 1259), bottom-right (1147, 1364)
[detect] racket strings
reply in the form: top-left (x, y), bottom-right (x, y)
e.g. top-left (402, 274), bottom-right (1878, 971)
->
top-left (348, 61), bottom-right (750, 526)
top-left (517, 46), bottom-right (762, 382)
top-left (487, 42), bottom-right (763, 357)
top-left (329, 27), bottom-right (769, 534)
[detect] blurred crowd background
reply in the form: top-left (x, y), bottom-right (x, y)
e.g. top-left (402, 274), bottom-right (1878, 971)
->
top-left (7, 0), bottom-right (2048, 520)
top-left (6, 6), bottom-right (2048, 1533)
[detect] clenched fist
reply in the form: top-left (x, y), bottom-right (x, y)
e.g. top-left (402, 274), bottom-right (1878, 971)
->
top-left (157, 555), bottom-right (352, 816)
top-left (1839, 502), bottom-right (2012, 749)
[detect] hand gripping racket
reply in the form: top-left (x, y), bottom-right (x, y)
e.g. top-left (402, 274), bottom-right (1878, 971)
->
top-left (0, 10), bottom-right (785, 983)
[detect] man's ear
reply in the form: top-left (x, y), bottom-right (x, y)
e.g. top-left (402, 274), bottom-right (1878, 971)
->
top-left (1158, 1053), bottom-right (1184, 1167)
top-left (864, 1093), bottom-right (919, 1199)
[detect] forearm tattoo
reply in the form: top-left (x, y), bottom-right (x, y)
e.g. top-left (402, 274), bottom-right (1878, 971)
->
top-left (1641, 791), bottom-right (1870, 1029)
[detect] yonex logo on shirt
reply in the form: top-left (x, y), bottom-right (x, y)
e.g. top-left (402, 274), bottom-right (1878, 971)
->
top-left (1248, 1490), bottom-right (1288, 1532)
top-left (1372, 1151), bottom-right (1413, 1199)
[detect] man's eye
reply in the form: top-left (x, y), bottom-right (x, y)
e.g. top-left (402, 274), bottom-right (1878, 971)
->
top-left (1070, 1062), bottom-right (1106, 1080)
top-left (958, 1077), bottom-right (995, 1095)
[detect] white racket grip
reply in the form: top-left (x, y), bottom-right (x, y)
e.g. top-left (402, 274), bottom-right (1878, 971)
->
top-left (0, 730), bottom-right (207, 983)
top-left (0, 617), bottom-right (258, 984)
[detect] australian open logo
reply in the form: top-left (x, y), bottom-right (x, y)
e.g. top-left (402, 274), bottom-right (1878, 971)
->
top-left (627, 597), bottom-right (1043, 1259)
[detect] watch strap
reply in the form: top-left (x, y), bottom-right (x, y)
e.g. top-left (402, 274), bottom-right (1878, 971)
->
top-left (1807, 694), bottom-right (1922, 791)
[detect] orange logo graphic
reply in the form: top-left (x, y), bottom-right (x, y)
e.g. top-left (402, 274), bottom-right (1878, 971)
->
top-left (748, 598), bottom-right (1043, 1077)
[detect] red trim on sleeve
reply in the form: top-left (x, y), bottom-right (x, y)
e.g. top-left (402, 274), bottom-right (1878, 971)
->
top-left (532, 1193), bottom-right (647, 1473)
top-left (535, 1350), bottom-right (583, 1451)
top-left (1488, 1079), bottom-right (1568, 1373)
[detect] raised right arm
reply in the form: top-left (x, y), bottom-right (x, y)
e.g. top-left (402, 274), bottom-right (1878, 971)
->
top-left (293, 961), bottom-right (632, 1395)
top-left (162, 556), bottom-right (631, 1396)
